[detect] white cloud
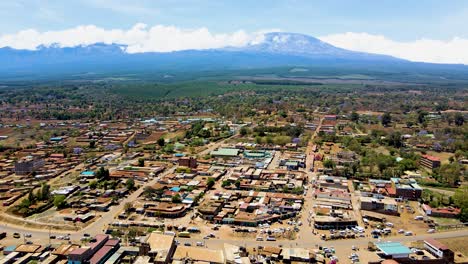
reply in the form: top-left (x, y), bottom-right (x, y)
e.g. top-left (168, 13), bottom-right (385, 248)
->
top-left (1, 24), bottom-right (467, 64)
top-left (319, 32), bottom-right (468, 64)
top-left (0, 23), bottom-right (269, 53)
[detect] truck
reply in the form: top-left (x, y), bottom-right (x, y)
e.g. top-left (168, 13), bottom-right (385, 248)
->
top-left (178, 231), bottom-right (191, 238)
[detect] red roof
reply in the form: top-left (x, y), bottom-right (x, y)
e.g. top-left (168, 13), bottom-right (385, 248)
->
top-left (422, 155), bottom-right (440, 162)
top-left (386, 187), bottom-right (396, 195)
top-left (104, 239), bottom-right (120, 247)
top-left (425, 238), bottom-right (448, 250)
top-left (432, 207), bottom-right (461, 215)
top-left (89, 245), bottom-right (114, 264)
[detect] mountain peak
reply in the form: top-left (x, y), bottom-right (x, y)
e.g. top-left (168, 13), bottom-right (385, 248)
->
top-left (238, 32), bottom-right (350, 57)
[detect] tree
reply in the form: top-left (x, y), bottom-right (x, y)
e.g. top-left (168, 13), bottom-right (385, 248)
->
top-left (124, 202), bottom-right (133, 213)
top-left (350, 111), bottom-right (359, 122)
top-left (234, 180), bottom-right (241, 189)
top-left (89, 180), bottom-right (98, 189)
top-left (453, 186), bottom-right (468, 209)
top-left (387, 132), bottom-right (403, 148)
top-left (454, 113), bottom-right (465, 126)
top-left (89, 140), bottom-right (96, 148)
top-left (417, 111), bottom-right (427, 124)
top-left (39, 184), bottom-right (50, 201)
top-left (54, 195), bottom-right (68, 209)
top-left (222, 180), bottom-right (231, 188)
top-left (239, 127), bottom-right (249, 136)
top-left (96, 167), bottom-right (110, 180)
top-left (157, 138), bottom-right (165, 147)
top-left (172, 194), bottom-right (182, 203)
top-left (138, 158), bottom-right (145, 167)
top-left (207, 177), bottom-right (215, 189)
top-left (381, 112), bottom-right (392, 126)
top-left (323, 159), bottom-right (335, 169)
top-left (126, 178), bottom-right (135, 190)
top-left (28, 189), bottom-right (36, 203)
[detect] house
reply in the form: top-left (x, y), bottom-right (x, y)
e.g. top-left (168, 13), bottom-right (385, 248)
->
top-left (422, 205), bottom-right (460, 218)
top-left (374, 242), bottom-right (412, 259)
top-left (140, 233), bottom-right (175, 264)
top-left (14, 156), bottom-right (45, 175)
top-left (424, 239), bottom-right (455, 262)
top-left (360, 196), bottom-right (398, 215)
top-left (391, 178), bottom-right (422, 200)
top-left (210, 148), bottom-right (240, 157)
top-left (178, 157), bottom-right (197, 169)
top-left (420, 155), bottom-right (441, 170)
top-left (172, 246), bottom-right (224, 264)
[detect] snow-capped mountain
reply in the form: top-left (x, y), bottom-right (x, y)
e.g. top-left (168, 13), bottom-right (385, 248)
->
top-left (1, 32), bottom-right (466, 79)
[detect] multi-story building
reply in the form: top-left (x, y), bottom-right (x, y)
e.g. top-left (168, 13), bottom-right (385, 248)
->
top-left (420, 154), bottom-right (441, 170)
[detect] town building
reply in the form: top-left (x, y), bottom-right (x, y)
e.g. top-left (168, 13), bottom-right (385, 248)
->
top-left (424, 238), bottom-right (455, 263)
top-left (14, 156), bottom-right (44, 175)
top-left (419, 154), bottom-right (441, 170)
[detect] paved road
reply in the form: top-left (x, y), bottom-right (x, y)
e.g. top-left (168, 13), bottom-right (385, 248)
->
top-left (177, 229), bottom-right (468, 250)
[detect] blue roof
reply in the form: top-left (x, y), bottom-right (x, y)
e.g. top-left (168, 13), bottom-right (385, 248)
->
top-left (81, 171), bottom-right (95, 176)
top-left (375, 242), bottom-right (411, 255)
top-left (4, 245), bottom-right (16, 251)
top-left (171, 187), bottom-right (181, 192)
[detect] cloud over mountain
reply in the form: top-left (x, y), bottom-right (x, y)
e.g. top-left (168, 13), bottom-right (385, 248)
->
top-left (319, 32), bottom-right (468, 64)
top-left (0, 23), bottom-right (270, 53)
top-left (0, 24), bottom-right (467, 64)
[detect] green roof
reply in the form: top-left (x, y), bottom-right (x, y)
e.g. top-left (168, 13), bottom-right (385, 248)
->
top-left (210, 148), bottom-right (239, 157)
top-left (375, 242), bottom-right (411, 255)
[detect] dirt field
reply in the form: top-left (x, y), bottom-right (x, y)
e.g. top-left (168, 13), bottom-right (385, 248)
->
top-left (437, 237), bottom-right (468, 263)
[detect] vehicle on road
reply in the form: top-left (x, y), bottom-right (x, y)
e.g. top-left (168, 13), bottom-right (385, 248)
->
top-left (427, 229), bottom-right (436, 233)
top-left (184, 242), bottom-right (191, 246)
top-left (196, 241), bottom-right (204, 247)
top-left (404, 231), bottom-right (413, 236)
top-left (24, 233), bottom-right (32, 238)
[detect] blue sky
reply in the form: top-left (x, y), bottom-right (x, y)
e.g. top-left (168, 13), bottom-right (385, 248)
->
top-left (1, 0), bottom-right (467, 40)
top-left (0, 0), bottom-right (468, 63)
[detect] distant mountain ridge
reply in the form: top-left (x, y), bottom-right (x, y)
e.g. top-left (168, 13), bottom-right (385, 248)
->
top-left (224, 32), bottom-right (400, 61)
top-left (0, 32), bottom-right (467, 80)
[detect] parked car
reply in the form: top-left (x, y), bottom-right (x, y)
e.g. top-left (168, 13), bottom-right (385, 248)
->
top-left (184, 242), bottom-right (192, 246)
top-left (13, 233), bottom-right (20, 239)
top-left (196, 241), bottom-right (204, 247)
top-left (427, 229), bottom-right (436, 233)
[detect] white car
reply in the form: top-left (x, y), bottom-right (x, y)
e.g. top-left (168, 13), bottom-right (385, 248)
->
top-left (196, 241), bottom-right (204, 247)
top-left (427, 229), bottom-right (436, 233)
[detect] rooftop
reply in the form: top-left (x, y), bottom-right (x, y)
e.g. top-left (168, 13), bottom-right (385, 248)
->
top-left (375, 242), bottom-right (412, 256)
top-left (145, 232), bottom-right (174, 258)
top-left (210, 148), bottom-right (239, 157)
top-left (173, 246), bottom-right (224, 264)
